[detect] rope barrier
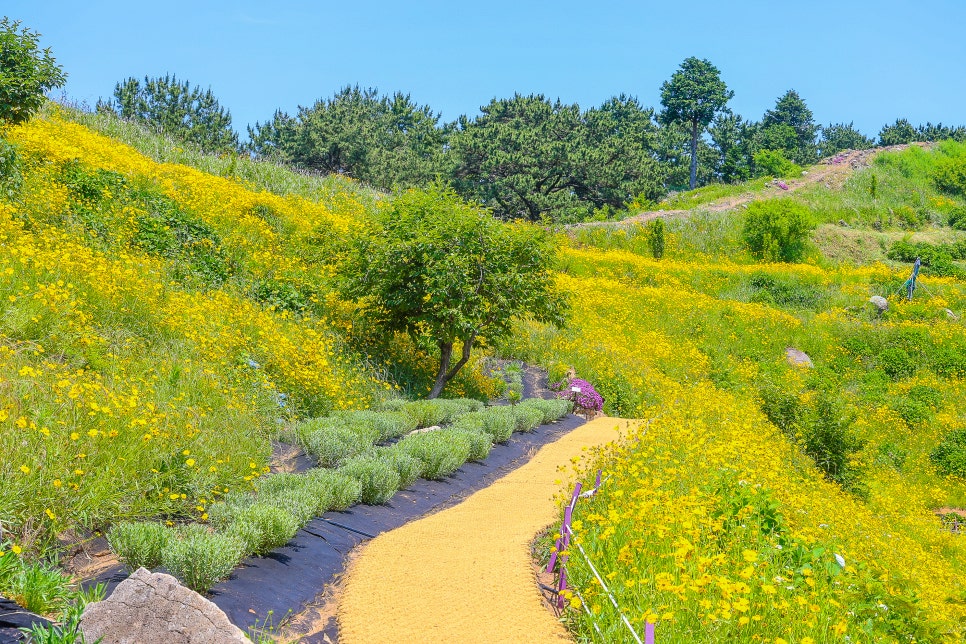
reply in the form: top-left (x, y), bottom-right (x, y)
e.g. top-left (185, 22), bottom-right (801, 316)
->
top-left (546, 471), bottom-right (652, 644)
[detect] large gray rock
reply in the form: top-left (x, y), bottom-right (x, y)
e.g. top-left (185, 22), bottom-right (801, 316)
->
top-left (869, 296), bottom-right (889, 313)
top-left (785, 347), bottom-right (814, 368)
top-left (80, 568), bottom-right (248, 644)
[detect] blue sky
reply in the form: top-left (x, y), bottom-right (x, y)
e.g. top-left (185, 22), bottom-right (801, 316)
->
top-left (8, 0), bottom-right (966, 139)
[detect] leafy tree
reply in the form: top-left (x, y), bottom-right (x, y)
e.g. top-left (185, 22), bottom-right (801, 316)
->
top-left (878, 118), bottom-right (918, 146)
top-left (451, 93), bottom-right (664, 222)
top-left (97, 74), bottom-right (238, 152)
top-left (0, 17), bottom-right (66, 125)
top-left (759, 90), bottom-right (819, 165)
top-left (659, 57), bottom-right (733, 190)
top-left (247, 86), bottom-right (445, 190)
top-left (915, 122), bottom-right (966, 142)
top-left (709, 113), bottom-right (754, 183)
top-left (339, 184), bottom-right (568, 398)
top-left (655, 120), bottom-right (719, 190)
top-left (574, 95), bottom-right (665, 211)
top-left (449, 94), bottom-right (585, 221)
top-left (819, 122), bottom-right (873, 157)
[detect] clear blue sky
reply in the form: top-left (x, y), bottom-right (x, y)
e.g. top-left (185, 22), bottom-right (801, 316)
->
top-left (7, 0), bottom-right (966, 139)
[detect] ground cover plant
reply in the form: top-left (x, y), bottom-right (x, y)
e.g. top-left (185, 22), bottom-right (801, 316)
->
top-left (517, 142), bottom-right (966, 641)
top-left (0, 109), bottom-right (500, 562)
top-left (102, 396), bottom-right (570, 592)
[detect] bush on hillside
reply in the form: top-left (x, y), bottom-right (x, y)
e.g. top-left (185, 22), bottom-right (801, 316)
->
top-left (161, 525), bottom-right (243, 593)
top-left (934, 156), bottom-right (966, 196)
top-left (742, 199), bottom-right (814, 263)
top-left (228, 503), bottom-right (300, 556)
top-left (931, 429), bottom-right (966, 477)
top-left (752, 149), bottom-right (801, 178)
top-left (339, 455), bottom-right (400, 505)
top-left (107, 522), bottom-right (171, 571)
top-left (397, 430), bottom-right (472, 480)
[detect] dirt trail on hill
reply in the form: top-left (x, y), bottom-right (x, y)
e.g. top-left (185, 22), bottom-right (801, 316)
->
top-left (574, 144), bottom-right (933, 229)
top-left (337, 417), bottom-right (638, 644)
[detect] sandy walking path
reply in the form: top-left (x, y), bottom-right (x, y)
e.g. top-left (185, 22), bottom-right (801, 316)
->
top-left (337, 416), bottom-right (638, 643)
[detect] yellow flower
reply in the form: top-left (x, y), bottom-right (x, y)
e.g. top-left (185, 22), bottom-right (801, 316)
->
top-left (19, 465), bottom-right (30, 475)
top-left (10, 545), bottom-right (22, 555)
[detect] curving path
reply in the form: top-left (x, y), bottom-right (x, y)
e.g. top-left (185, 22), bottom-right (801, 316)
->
top-left (337, 416), bottom-right (639, 643)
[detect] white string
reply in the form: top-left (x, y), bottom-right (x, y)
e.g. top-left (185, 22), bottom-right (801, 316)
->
top-left (564, 524), bottom-right (643, 644)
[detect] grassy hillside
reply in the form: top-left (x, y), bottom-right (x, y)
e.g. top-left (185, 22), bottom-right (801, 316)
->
top-left (4, 105), bottom-right (966, 641)
top-left (0, 108), bottom-right (495, 553)
top-left (511, 144), bottom-right (966, 641)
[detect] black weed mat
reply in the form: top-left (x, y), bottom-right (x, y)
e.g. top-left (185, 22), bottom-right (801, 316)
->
top-left (0, 597), bottom-right (50, 643)
top-left (82, 412), bottom-right (588, 640)
top-left (209, 412), bottom-right (587, 636)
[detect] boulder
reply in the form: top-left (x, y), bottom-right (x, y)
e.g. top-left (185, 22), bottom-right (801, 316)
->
top-left (79, 568), bottom-right (248, 644)
top-left (785, 348), bottom-right (813, 368)
top-left (869, 296), bottom-right (889, 313)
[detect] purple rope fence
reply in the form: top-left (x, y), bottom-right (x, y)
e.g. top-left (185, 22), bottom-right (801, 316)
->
top-left (546, 469), bottom-right (653, 643)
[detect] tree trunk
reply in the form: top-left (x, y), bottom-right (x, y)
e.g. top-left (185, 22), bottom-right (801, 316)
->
top-left (689, 121), bottom-right (699, 190)
top-left (427, 333), bottom-right (477, 399)
top-left (428, 341), bottom-right (453, 399)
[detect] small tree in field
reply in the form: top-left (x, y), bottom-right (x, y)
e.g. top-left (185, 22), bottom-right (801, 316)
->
top-left (340, 184), bottom-right (569, 398)
top-left (742, 199), bottom-right (814, 263)
top-left (0, 17), bottom-right (66, 125)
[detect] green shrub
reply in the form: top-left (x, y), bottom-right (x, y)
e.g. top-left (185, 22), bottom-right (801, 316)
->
top-left (334, 410), bottom-right (417, 441)
top-left (107, 521), bottom-right (172, 571)
top-left (934, 156), bottom-right (966, 196)
top-left (398, 431), bottom-right (472, 480)
top-left (742, 199), bottom-right (814, 263)
top-left (451, 428), bottom-right (493, 462)
top-left (402, 398), bottom-right (483, 427)
top-left (908, 384), bottom-right (942, 409)
top-left (752, 149), bottom-right (800, 178)
top-left (748, 272), bottom-right (827, 309)
top-left (801, 397), bottom-right (866, 494)
top-left (892, 398), bottom-right (932, 427)
top-left (879, 347), bottom-right (916, 380)
top-left (758, 382), bottom-right (803, 434)
top-left (302, 424), bottom-right (376, 467)
top-left (229, 503), bottom-right (300, 556)
top-left (647, 218), bottom-right (666, 259)
top-left (162, 525), bottom-right (243, 593)
top-left (511, 405), bottom-right (544, 432)
top-left (304, 468), bottom-right (362, 511)
top-left (518, 398), bottom-right (570, 424)
top-left (339, 455), bottom-right (400, 505)
top-left (931, 428), bottom-right (966, 477)
top-left (378, 397), bottom-right (409, 412)
top-left (376, 446), bottom-right (422, 489)
top-left (947, 206), bottom-right (966, 230)
top-left (403, 400), bottom-right (448, 427)
top-left (875, 441), bottom-right (908, 471)
top-left (479, 407), bottom-right (516, 443)
top-left (271, 486), bottom-right (323, 525)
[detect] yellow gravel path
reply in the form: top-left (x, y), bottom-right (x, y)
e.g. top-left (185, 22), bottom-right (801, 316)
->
top-left (338, 417), bottom-right (636, 643)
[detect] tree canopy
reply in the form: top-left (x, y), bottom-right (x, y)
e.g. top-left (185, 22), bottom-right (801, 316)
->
top-left (338, 184), bottom-right (568, 398)
top-left (97, 74), bottom-right (238, 152)
top-left (660, 57), bottom-right (733, 190)
top-left (247, 86), bottom-right (445, 190)
top-left (759, 89), bottom-right (819, 165)
top-left (0, 17), bottom-right (66, 125)
top-left (451, 93), bottom-right (663, 222)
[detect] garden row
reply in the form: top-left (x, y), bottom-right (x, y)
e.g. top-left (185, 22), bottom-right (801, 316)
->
top-left (106, 397), bottom-right (571, 593)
